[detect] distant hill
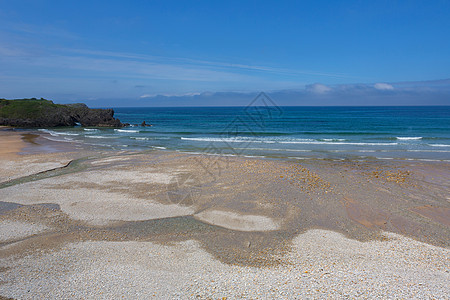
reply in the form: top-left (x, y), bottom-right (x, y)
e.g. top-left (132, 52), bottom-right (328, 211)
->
top-left (0, 98), bottom-right (122, 128)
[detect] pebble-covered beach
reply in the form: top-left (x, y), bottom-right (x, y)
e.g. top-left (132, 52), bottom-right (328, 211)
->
top-left (0, 129), bottom-right (449, 299)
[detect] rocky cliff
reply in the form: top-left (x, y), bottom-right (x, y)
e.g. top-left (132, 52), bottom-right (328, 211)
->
top-left (0, 98), bottom-right (123, 128)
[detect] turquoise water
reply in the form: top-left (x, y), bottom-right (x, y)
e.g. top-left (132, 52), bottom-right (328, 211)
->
top-left (38, 106), bottom-right (450, 162)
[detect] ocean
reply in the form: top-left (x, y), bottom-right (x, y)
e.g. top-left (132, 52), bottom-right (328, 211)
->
top-left (38, 106), bottom-right (450, 162)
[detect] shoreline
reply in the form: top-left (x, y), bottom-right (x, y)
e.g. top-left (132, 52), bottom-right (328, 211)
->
top-left (1, 129), bottom-right (449, 243)
top-left (13, 113), bottom-right (449, 163)
top-left (0, 129), bottom-right (449, 298)
top-left (9, 126), bottom-right (450, 165)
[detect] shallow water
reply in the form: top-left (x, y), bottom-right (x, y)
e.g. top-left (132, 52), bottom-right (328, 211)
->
top-left (29, 106), bottom-right (450, 161)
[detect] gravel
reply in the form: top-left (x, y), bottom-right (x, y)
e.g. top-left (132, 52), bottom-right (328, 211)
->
top-left (194, 209), bottom-right (280, 231)
top-left (1, 229), bottom-right (448, 299)
top-left (0, 221), bottom-right (49, 242)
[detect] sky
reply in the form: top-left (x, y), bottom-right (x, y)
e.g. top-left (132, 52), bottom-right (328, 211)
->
top-left (0, 0), bottom-right (449, 106)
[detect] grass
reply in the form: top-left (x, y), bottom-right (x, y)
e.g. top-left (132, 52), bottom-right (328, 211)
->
top-left (0, 98), bottom-right (64, 119)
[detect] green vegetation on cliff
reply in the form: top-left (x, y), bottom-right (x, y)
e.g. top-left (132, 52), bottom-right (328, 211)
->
top-left (0, 98), bottom-right (122, 128)
top-left (0, 98), bottom-right (61, 119)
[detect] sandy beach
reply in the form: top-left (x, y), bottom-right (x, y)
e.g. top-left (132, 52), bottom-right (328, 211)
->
top-left (0, 129), bottom-right (449, 299)
top-left (0, 129), bottom-right (25, 158)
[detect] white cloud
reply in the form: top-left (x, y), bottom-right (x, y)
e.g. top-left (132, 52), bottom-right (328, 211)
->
top-left (140, 92), bottom-right (202, 99)
top-left (63, 48), bottom-right (351, 79)
top-left (307, 83), bottom-right (332, 94)
top-left (140, 94), bottom-right (155, 98)
top-left (374, 83), bottom-right (394, 90)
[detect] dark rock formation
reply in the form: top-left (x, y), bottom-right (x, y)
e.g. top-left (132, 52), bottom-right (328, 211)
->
top-left (64, 103), bottom-right (122, 127)
top-left (141, 121), bottom-right (152, 127)
top-left (0, 98), bottom-right (123, 128)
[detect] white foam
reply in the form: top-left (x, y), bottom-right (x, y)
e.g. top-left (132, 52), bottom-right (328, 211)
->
top-left (38, 129), bottom-right (52, 133)
top-left (180, 137), bottom-right (397, 146)
top-left (131, 137), bottom-right (150, 140)
top-left (38, 129), bottom-right (79, 137)
top-left (115, 129), bottom-right (140, 133)
top-left (86, 136), bottom-right (117, 139)
top-left (180, 137), bottom-right (267, 143)
top-left (235, 147), bottom-right (312, 152)
top-left (278, 141), bottom-right (398, 146)
top-left (407, 149), bottom-right (450, 153)
top-left (38, 129), bottom-right (60, 137)
top-left (396, 137), bottom-right (422, 140)
top-left (41, 136), bottom-right (79, 143)
top-left (405, 158), bottom-right (450, 162)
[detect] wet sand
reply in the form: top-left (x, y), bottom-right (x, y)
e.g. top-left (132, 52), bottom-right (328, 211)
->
top-left (0, 129), bottom-right (88, 183)
top-left (0, 130), bottom-right (24, 158)
top-left (0, 130), bottom-right (449, 298)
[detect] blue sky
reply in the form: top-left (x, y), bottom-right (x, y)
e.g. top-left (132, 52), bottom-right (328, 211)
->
top-left (0, 0), bottom-right (449, 106)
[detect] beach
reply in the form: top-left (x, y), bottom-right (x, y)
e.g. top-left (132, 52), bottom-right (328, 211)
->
top-left (0, 128), bottom-right (449, 299)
